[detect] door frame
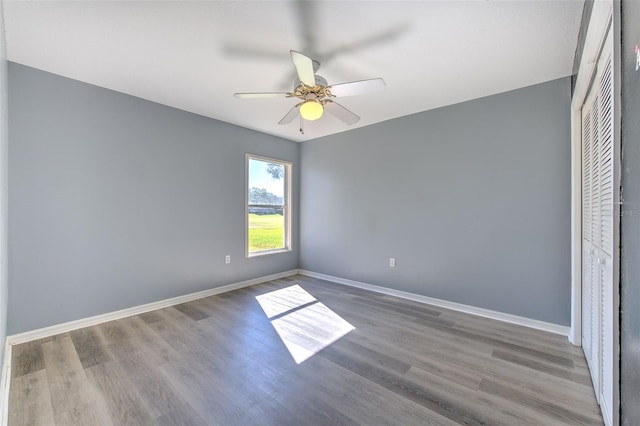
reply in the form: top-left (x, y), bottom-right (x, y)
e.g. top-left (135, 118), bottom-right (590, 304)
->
top-left (570, 1), bottom-right (620, 424)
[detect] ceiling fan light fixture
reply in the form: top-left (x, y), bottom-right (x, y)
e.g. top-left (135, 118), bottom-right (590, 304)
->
top-left (300, 99), bottom-right (323, 121)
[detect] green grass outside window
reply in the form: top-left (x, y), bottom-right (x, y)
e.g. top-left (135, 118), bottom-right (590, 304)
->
top-left (248, 214), bottom-right (285, 252)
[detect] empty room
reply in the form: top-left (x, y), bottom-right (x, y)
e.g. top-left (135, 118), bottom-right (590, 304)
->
top-left (0, 0), bottom-right (638, 425)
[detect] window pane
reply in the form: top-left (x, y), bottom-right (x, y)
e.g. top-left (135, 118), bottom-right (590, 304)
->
top-left (248, 159), bottom-right (284, 206)
top-left (248, 207), bottom-right (285, 252)
top-left (247, 155), bottom-right (289, 255)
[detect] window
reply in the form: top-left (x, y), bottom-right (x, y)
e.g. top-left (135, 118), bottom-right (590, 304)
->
top-left (246, 154), bottom-right (291, 257)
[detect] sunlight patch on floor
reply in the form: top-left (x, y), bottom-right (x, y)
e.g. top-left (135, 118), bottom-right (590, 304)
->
top-left (256, 285), bottom-right (355, 364)
top-left (255, 284), bottom-right (317, 318)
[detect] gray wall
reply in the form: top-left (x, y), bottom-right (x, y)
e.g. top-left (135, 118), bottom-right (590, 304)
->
top-left (0, 0), bottom-right (8, 368)
top-left (300, 77), bottom-right (572, 325)
top-left (620, 1), bottom-right (640, 423)
top-left (6, 63), bottom-right (572, 333)
top-left (8, 63), bottom-right (299, 334)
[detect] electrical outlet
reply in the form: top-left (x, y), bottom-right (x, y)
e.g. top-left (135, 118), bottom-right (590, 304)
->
top-left (225, 255), bottom-right (231, 264)
top-left (389, 257), bottom-right (396, 268)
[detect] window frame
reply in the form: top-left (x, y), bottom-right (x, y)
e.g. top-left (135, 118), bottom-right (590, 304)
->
top-left (245, 153), bottom-right (292, 258)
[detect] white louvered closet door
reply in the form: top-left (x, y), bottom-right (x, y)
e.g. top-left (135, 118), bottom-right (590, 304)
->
top-left (581, 27), bottom-right (615, 423)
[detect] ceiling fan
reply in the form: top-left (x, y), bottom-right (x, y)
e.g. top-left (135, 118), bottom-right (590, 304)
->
top-left (234, 50), bottom-right (386, 134)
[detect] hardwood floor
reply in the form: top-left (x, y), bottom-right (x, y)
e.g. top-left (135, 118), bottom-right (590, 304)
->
top-left (8, 275), bottom-right (603, 425)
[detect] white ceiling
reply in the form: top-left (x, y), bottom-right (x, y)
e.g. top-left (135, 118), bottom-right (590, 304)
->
top-left (3, 0), bottom-right (584, 142)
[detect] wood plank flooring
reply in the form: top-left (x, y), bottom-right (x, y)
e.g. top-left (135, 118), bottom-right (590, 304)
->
top-left (8, 275), bottom-right (603, 425)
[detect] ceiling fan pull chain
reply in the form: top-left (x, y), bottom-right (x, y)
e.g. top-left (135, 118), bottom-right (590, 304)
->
top-left (299, 115), bottom-right (305, 134)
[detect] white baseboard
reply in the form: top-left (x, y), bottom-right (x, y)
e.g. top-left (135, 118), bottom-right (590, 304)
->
top-left (7, 269), bottom-right (299, 345)
top-left (0, 339), bottom-right (11, 426)
top-left (298, 270), bottom-right (570, 336)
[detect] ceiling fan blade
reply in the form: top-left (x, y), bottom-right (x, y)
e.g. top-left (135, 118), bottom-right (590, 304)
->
top-left (234, 92), bottom-right (291, 99)
top-left (329, 78), bottom-right (386, 98)
top-left (290, 50), bottom-right (316, 86)
top-left (278, 103), bottom-right (302, 125)
top-left (293, 0), bottom-right (318, 56)
top-left (323, 101), bottom-right (360, 125)
top-left (323, 25), bottom-right (407, 63)
top-left (223, 43), bottom-right (284, 61)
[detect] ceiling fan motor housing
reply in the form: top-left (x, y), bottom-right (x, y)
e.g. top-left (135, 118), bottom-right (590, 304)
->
top-left (294, 75), bottom-right (328, 91)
